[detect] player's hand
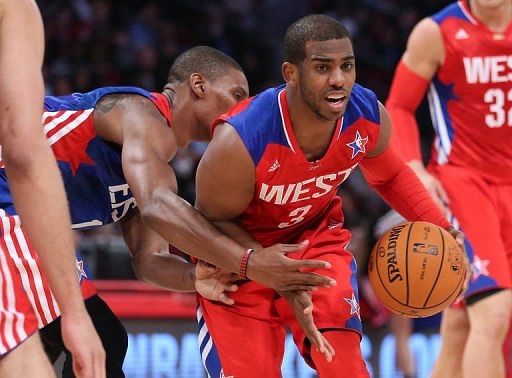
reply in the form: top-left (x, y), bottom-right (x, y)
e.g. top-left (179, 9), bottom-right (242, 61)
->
top-left (445, 226), bottom-right (471, 301)
top-left (195, 261), bottom-right (239, 305)
top-left (246, 240), bottom-right (337, 291)
top-left (278, 290), bottom-right (335, 362)
top-left (60, 309), bottom-right (106, 378)
top-left (408, 161), bottom-right (450, 214)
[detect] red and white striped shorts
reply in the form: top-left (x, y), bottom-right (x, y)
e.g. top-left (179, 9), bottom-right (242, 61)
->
top-left (0, 209), bottom-right (60, 355)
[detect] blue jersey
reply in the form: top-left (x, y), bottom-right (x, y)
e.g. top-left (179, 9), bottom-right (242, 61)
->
top-left (0, 86), bottom-right (173, 229)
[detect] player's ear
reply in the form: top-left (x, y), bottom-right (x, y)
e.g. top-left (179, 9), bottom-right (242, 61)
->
top-left (190, 73), bottom-right (206, 99)
top-left (282, 62), bottom-right (298, 87)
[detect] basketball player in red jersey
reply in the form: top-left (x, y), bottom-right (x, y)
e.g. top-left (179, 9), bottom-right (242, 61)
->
top-left (194, 14), bottom-right (465, 377)
top-left (0, 0), bottom-right (105, 376)
top-left (386, 0), bottom-right (512, 377)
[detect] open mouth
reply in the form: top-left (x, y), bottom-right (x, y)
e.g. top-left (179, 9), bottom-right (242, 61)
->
top-left (325, 94), bottom-right (347, 111)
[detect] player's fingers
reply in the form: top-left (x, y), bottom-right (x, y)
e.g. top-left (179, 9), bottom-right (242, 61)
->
top-left (218, 293), bottom-right (235, 305)
top-left (225, 283), bottom-right (238, 292)
top-left (324, 335), bottom-right (335, 357)
top-left (96, 350), bottom-right (106, 378)
top-left (322, 335), bottom-right (335, 362)
top-left (280, 285), bottom-right (320, 291)
top-left (72, 354), bottom-right (91, 378)
top-left (296, 291), bottom-right (314, 315)
top-left (277, 239), bottom-right (310, 253)
top-left (293, 258), bottom-right (332, 270)
top-left (290, 270), bottom-right (336, 288)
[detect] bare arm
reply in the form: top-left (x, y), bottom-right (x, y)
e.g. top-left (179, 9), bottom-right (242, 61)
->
top-left (120, 208), bottom-right (239, 304)
top-left (120, 208), bottom-right (196, 291)
top-left (386, 18), bottom-right (450, 210)
top-left (94, 98), bottom-right (334, 291)
top-left (0, 0), bottom-right (104, 375)
top-left (402, 18), bottom-right (444, 81)
top-left (94, 95), bottom-right (252, 273)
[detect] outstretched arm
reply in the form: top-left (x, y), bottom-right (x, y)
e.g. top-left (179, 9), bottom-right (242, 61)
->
top-left (0, 0), bottom-right (105, 376)
top-left (360, 102), bottom-right (465, 247)
top-left (94, 98), bottom-right (334, 291)
top-left (120, 209), bottom-right (238, 305)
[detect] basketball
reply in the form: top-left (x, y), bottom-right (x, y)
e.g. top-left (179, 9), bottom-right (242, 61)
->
top-left (368, 221), bottom-right (466, 318)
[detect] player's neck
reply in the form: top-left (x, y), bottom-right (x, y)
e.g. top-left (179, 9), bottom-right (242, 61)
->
top-left (286, 89), bottom-right (338, 161)
top-left (162, 87), bottom-right (193, 147)
top-left (470, 0), bottom-right (512, 32)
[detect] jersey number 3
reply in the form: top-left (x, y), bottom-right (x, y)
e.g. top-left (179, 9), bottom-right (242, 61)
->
top-left (278, 205), bottom-right (313, 228)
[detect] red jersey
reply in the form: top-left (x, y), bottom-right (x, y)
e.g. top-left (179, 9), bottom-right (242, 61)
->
top-left (215, 83), bottom-right (381, 246)
top-left (429, 1), bottom-right (512, 183)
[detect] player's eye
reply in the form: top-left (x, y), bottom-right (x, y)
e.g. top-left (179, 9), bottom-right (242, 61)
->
top-left (342, 62), bottom-right (355, 71)
top-left (316, 65), bottom-right (329, 73)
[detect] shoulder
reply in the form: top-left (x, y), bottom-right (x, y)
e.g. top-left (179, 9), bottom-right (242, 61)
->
top-left (213, 86), bottom-right (287, 165)
top-left (430, 2), bottom-right (473, 25)
top-left (346, 83), bottom-right (380, 125)
top-left (44, 86), bottom-right (154, 112)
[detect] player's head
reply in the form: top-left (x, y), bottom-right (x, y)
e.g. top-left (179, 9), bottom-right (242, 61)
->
top-left (282, 14), bottom-right (355, 121)
top-left (165, 46), bottom-right (249, 142)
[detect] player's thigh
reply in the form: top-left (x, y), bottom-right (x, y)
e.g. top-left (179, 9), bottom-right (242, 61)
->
top-left (0, 214), bottom-right (59, 356)
top-left (435, 166), bottom-right (511, 294)
top-left (0, 332), bottom-right (54, 377)
top-left (198, 287), bottom-right (286, 378)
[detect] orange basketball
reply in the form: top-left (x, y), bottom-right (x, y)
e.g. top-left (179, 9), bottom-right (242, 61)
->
top-left (368, 221), bottom-right (466, 318)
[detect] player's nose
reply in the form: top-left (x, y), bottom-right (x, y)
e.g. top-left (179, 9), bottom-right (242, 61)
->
top-left (328, 67), bottom-right (345, 88)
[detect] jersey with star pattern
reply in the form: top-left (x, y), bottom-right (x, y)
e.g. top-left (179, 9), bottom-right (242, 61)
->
top-left (0, 86), bottom-right (172, 229)
top-left (213, 83), bottom-right (381, 246)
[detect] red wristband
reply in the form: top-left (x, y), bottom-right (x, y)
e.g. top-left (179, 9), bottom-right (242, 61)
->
top-left (239, 248), bottom-right (254, 279)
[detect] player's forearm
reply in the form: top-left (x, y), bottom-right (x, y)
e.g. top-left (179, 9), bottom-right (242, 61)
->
top-left (139, 189), bottom-right (246, 274)
top-left (3, 140), bottom-right (86, 315)
top-left (360, 147), bottom-right (450, 228)
top-left (132, 251), bottom-right (196, 291)
top-left (210, 220), bottom-right (261, 251)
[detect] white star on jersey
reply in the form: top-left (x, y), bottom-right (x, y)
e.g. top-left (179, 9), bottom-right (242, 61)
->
top-left (344, 293), bottom-right (360, 319)
top-left (471, 255), bottom-right (490, 280)
top-left (76, 259), bottom-right (88, 282)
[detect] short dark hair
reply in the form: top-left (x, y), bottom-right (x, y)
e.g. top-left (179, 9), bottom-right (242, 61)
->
top-left (284, 14), bottom-right (351, 64)
top-left (167, 46), bottom-right (243, 84)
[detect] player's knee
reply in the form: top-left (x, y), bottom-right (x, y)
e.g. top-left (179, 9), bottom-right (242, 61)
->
top-left (441, 308), bottom-right (470, 336)
top-left (469, 291), bottom-right (512, 339)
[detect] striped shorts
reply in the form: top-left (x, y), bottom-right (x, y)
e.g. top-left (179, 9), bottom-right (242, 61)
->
top-left (0, 209), bottom-right (60, 355)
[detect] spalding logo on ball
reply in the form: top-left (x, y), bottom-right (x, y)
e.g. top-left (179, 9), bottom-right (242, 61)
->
top-left (368, 221), bottom-right (466, 318)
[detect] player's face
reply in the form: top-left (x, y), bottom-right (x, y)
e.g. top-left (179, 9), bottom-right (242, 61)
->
top-left (200, 68), bottom-right (249, 138)
top-left (298, 38), bottom-right (355, 122)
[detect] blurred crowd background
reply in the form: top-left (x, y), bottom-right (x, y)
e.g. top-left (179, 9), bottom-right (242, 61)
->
top-left (37, 0), bottom-right (447, 302)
